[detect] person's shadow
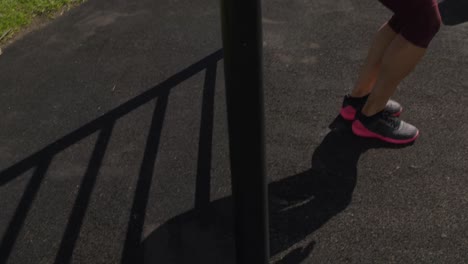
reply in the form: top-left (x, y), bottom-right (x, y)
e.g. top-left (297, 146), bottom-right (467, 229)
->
top-left (139, 116), bottom-right (414, 264)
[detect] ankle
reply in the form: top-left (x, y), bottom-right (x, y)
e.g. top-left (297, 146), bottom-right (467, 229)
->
top-left (344, 93), bottom-right (369, 108)
top-left (349, 93), bottom-right (370, 100)
top-left (350, 90), bottom-right (371, 98)
top-left (361, 106), bottom-right (383, 117)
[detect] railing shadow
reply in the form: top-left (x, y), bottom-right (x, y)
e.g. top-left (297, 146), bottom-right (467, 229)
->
top-left (0, 50), bottom-right (223, 264)
top-left (140, 116), bottom-right (414, 264)
top-left (0, 47), bottom-right (416, 263)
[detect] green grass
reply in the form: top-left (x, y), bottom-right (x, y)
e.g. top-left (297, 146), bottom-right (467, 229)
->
top-left (0, 0), bottom-right (84, 42)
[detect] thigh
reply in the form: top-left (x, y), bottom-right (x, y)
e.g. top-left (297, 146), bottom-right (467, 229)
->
top-left (380, 0), bottom-right (441, 48)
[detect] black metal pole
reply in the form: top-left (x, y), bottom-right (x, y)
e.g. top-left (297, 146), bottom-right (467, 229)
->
top-left (220, 0), bottom-right (269, 263)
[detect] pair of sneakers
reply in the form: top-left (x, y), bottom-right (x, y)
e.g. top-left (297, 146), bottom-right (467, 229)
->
top-left (340, 94), bottom-right (419, 144)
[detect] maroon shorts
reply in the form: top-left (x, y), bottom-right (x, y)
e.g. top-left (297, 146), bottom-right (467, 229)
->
top-left (379, 0), bottom-right (442, 48)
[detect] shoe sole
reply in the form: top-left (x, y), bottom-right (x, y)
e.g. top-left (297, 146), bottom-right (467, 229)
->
top-left (352, 120), bottom-right (419, 144)
top-left (340, 106), bottom-right (402, 121)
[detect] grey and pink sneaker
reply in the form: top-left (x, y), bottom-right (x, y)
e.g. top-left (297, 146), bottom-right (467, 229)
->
top-left (340, 94), bottom-right (403, 121)
top-left (352, 110), bottom-right (419, 144)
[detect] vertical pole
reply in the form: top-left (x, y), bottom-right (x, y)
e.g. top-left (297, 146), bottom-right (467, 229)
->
top-left (220, 0), bottom-right (269, 263)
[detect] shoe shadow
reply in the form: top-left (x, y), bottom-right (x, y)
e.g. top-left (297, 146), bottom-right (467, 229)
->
top-left (139, 115), bottom-right (413, 264)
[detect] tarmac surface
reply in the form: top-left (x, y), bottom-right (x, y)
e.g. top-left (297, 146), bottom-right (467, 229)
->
top-left (1, 0), bottom-right (468, 263)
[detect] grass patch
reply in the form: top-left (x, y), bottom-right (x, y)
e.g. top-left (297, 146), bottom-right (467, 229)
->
top-left (0, 0), bottom-right (85, 43)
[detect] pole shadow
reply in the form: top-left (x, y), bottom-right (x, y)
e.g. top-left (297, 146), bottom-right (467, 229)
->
top-left (140, 115), bottom-right (414, 264)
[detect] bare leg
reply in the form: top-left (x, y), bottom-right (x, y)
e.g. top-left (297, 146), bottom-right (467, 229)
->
top-left (361, 35), bottom-right (426, 116)
top-left (351, 23), bottom-right (399, 97)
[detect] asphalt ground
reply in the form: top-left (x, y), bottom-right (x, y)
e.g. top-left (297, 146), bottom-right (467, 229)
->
top-left (1, 0), bottom-right (468, 263)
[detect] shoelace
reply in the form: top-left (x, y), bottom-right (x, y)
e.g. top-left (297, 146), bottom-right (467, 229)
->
top-left (381, 111), bottom-right (400, 129)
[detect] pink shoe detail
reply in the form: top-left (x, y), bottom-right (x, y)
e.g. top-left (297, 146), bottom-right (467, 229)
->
top-left (340, 106), bottom-right (357, 121)
top-left (352, 120), bottom-right (419, 144)
top-left (393, 107), bottom-right (402, 117)
top-left (340, 105), bottom-right (402, 121)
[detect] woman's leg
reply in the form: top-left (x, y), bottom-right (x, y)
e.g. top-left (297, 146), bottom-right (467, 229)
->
top-left (339, 17), bottom-right (404, 122)
top-left (351, 0), bottom-right (441, 144)
top-left (351, 23), bottom-right (399, 98)
top-left (351, 35), bottom-right (427, 144)
top-left (361, 35), bottom-right (426, 116)
top-left (362, 1), bottom-right (441, 116)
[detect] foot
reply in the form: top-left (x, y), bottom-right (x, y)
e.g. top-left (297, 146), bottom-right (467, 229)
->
top-left (340, 94), bottom-right (402, 121)
top-left (352, 110), bottom-right (419, 144)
